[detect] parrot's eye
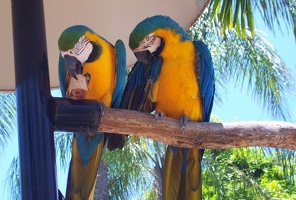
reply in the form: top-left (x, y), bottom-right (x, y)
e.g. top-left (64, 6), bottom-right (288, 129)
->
top-left (140, 34), bottom-right (156, 49)
top-left (72, 35), bottom-right (90, 55)
top-left (133, 33), bottom-right (162, 55)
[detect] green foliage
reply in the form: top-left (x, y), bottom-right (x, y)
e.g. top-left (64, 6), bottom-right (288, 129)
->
top-left (208, 0), bottom-right (295, 39)
top-left (4, 157), bottom-right (20, 200)
top-left (105, 137), bottom-right (160, 199)
top-left (105, 136), bottom-right (165, 199)
top-left (0, 93), bottom-right (16, 153)
top-left (210, 114), bottom-right (223, 123)
top-left (202, 147), bottom-right (296, 199)
top-left (188, 8), bottom-right (295, 121)
top-left (140, 183), bottom-right (159, 200)
top-left (54, 131), bottom-right (72, 169)
top-left (287, 0), bottom-right (296, 40)
top-left (3, 131), bottom-right (73, 200)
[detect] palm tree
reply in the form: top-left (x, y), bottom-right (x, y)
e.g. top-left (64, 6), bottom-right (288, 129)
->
top-left (3, 0), bottom-right (296, 199)
top-left (0, 93), bottom-right (16, 154)
top-left (208, 0), bottom-right (295, 39)
top-left (205, 0), bottom-right (295, 120)
top-left (189, 8), bottom-right (295, 121)
top-left (105, 137), bottom-right (165, 199)
top-left (0, 93), bottom-right (17, 199)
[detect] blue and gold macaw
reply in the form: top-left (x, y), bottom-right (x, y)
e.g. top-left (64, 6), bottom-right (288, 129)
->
top-left (58, 25), bottom-right (126, 200)
top-left (121, 15), bottom-right (215, 199)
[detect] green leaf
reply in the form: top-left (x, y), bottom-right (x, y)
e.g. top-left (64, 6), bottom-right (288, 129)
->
top-left (246, 0), bottom-right (255, 37)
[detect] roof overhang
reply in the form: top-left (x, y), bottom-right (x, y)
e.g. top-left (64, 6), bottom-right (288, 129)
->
top-left (0, 0), bottom-right (210, 91)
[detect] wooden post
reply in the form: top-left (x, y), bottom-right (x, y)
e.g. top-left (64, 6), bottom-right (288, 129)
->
top-left (11, 0), bottom-right (57, 199)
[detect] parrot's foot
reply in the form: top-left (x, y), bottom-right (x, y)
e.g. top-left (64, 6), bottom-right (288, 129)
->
top-left (180, 115), bottom-right (190, 134)
top-left (154, 111), bottom-right (164, 122)
top-left (98, 102), bottom-right (106, 123)
top-left (84, 73), bottom-right (91, 84)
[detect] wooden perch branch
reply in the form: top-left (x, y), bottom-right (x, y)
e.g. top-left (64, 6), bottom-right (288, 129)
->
top-left (99, 108), bottom-right (296, 150)
top-left (52, 98), bottom-right (296, 150)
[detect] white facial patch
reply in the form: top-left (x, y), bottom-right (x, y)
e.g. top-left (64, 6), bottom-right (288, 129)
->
top-left (60, 35), bottom-right (93, 64)
top-left (133, 33), bottom-right (161, 53)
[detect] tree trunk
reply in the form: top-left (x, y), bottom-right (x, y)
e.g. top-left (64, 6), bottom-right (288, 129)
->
top-left (154, 154), bottom-right (163, 200)
top-left (94, 161), bottom-right (108, 200)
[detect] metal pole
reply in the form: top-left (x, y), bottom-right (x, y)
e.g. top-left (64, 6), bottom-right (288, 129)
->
top-left (11, 0), bottom-right (58, 199)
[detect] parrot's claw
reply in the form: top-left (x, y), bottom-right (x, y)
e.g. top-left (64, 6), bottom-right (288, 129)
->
top-left (154, 111), bottom-right (164, 122)
top-left (84, 73), bottom-right (91, 84)
top-left (98, 102), bottom-right (106, 123)
top-left (180, 115), bottom-right (190, 134)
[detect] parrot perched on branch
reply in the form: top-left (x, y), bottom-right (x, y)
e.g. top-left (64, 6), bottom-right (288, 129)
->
top-left (121, 15), bottom-right (215, 199)
top-left (58, 25), bottom-right (126, 200)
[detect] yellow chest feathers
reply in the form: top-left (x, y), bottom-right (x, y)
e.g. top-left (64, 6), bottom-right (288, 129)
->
top-left (83, 32), bottom-right (116, 107)
top-left (150, 30), bottom-right (202, 121)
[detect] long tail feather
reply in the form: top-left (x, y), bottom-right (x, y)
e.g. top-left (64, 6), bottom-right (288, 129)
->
top-left (163, 146), bottom-right (182, 200)
top-left (163, 147), bottom-right (202, 200)
top-left (66, 135), bottom-right (105, 200)
top-left (185, 148), bottom-right (202, 199)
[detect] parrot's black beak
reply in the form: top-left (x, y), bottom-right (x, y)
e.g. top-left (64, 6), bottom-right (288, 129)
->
top-left (63, 54), bottom-right (83, 80)
top-left (134, 50), bottom-right (155, 65)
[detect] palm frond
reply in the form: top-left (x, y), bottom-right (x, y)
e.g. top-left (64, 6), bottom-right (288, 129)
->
top-left (54, 131), bottom-right (72, 170)
top-left (222, 30), bottom-right (295, 120)
top-left (208, 0), bottom-right (295, 39)
top-left (105, 137), bottom-right (158, 199)
top-left (4, 157), bottom-right (20, 200)
top-left (0, 93), bottom-right (16, 153)
top-left (286, 0), bottom-right (296, 40)
top-left (189, 10), bottom-right (295, 120)
top-left (253, 0), bottom-right (294, 35)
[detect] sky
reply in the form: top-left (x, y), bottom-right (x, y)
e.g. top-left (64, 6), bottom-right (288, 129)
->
top-left (0, 12), bottom-right (295, 200)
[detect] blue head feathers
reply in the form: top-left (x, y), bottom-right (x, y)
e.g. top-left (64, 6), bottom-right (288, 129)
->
top-left (129, 15), bottom-right (190, 50)
top-left (58, 25), bottom-right (94, 51)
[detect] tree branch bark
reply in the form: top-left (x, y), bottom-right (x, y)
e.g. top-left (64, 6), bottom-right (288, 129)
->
top-left (99, 108), bottom-right (296, 150)
top-left (52, 98), bottom-right (296, 150)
